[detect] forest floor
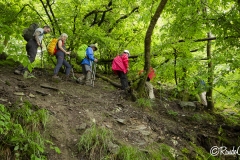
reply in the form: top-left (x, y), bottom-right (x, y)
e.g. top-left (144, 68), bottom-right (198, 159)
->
top-left (0, 63), bottom-right (240, 160)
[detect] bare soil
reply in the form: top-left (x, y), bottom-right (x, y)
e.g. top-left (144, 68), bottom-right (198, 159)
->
top-left (0, 65), bottom-right (239, 160)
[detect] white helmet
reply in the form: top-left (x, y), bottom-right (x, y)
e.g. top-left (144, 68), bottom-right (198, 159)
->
top-left (123, 50), bottom-right (130, 56)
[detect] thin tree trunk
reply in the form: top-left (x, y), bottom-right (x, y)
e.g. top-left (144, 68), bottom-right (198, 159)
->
top-left (173, 50), bottom-right (178, 85)
top-left (206, 32), bottom-right (214, 110)
top-left (3, 36), bottom-right (9, 47)
top-left (136, 0), bottom-right (168, 94)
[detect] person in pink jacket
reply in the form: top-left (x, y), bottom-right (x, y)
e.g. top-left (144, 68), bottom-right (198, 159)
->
top-left (112, 50), bottom-right (130, 90)
top-left (139, 67), bottom-right (156, 99)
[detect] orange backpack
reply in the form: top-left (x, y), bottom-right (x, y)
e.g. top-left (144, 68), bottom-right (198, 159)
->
top-left (47, 38), bottom-right (58, 56)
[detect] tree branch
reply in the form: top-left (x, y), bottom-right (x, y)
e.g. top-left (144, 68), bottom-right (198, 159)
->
top-left (39, 0), bottom-right (55, 35)
top-left (69, 5), bottom-right (79, 51)
top-left (46, 0), bottom-right (61, 35)
top-left (91, 13), bottom-right (98, 26)
top-left (96, 73), bottom-right (122, 88)
top-left (108, 6), bottom-right (139, 33)
top-left (174, 35), bottom-right (240, 45)
top-left (19, 4), bottom-right (47, 25)
top-left (83, 8), bottom-right (112, 23)
top-left (98, 0), bottom-right (113, 26)
top-left (98, 8), bottom-right (113, 26)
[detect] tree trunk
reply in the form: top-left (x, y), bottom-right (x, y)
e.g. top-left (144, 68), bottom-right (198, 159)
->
top-left (136, 0), bottom-right (168, 95)
top-left (173, 50), bottom-right (178, 85)
top-left (206, 32), bottom-right (214, 110)
top-left (3, 36), bottom-right (9, 47)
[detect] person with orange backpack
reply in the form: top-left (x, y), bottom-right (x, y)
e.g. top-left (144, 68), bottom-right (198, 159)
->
top-left (112, 50), bottom-right (130, 91)
top-left (52, 33), bottom-right (71, 81)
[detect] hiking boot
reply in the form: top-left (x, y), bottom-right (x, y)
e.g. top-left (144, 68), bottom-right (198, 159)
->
top-left (23, 71), bottom-right (36, 79)
top-left (52, 75), bottom-right (60, 79)
top-left (14, 69), bottom-right (22, 75)
top-left (52, 75), bottom-right (61, 82)
top-left (76, 75), bottom-right (86, 85)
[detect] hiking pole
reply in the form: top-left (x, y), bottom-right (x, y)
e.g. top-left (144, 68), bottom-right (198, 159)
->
top-left (40, 46), bottom-right (43, 69)
top-left (71, 66), bottom-right (77, 80)
top-left (40, 46), bottom-right (47, 76)
top-left (91, 62), bottom-right (97, 87)
top-left (91, 62), bottom-right (94, 87)
top-left (67, 54), bottom-right (77, 80)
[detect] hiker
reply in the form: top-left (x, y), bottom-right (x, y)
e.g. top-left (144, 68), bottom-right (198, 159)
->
top-left (139, 67), bottom-right (156, 99)
top-left (14, 26), bottom-right (51, 78)
top-left (112, 50), bottom-right (130, 90)
top-left (52, 33), bottom-right (71, 81)
top-left (76, 44), bottom-right (98, 85)
top-left (195, 79), bottom-right (207, 107)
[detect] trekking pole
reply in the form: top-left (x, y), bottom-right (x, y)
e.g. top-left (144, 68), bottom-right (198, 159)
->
top-left (40, 46), bottom-right (43, 69)
top-left (67, 54), bottom-right (77, 80)
top-left (91, 62), bottom-right (94, 87)
top-left (91, 62), bottom-right (97, 87)
top-left (71, 66), bottom-right (77, 80)
top-left (40, 46), bottom-right (48, 75)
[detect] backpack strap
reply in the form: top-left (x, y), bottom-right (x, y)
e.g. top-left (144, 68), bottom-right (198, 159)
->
top-left (55, 40), bottom-right (65, 52)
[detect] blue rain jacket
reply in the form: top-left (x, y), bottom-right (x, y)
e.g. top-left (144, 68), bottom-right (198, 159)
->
top-left (81, 47), bottom-right (95, 66)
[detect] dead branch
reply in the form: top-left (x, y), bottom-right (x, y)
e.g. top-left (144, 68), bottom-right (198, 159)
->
top-left (96, 73), bottom-right (121, 88)
top-left (40, 84), bottom-right (59, 91)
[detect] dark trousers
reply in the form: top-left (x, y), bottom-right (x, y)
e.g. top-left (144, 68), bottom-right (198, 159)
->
top-left (117, 71), bottom-right (128, 90)
top-left (16, 39), bottom-right (38, 73)
top-left (54, 51), bottom-right (71, 75)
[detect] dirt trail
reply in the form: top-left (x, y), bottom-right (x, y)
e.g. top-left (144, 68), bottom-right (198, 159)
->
top-left (0, 66), bottom-right (239, 159)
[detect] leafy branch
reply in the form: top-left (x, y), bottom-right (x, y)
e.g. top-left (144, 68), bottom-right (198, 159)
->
top-left (108, 6), bottom-right (139, 33)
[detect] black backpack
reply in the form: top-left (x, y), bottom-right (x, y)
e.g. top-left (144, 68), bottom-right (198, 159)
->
top-left (22, 23), bottom-right (39, 41)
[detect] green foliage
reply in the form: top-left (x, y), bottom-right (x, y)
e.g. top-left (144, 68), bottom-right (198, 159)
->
top-left (0, 0), bottom-right (240, 109)
top-left (181, 147), bottom-right (190, 154)
top-left (136, 98), bottom-right (152, 110)
top-left (191, 113), bottom-right (202, 122)
top-left (116, 143), bottom-right (177, 160)
top-left (11, 101), bottom-right (49, 130)
top-left (167, 110), bottom-right (178, 117)
top-left (77, 124), bottom-right (113, 159)
top-left (7, 53), bottom-right (34, 72)
top-left (0, 103), bottom-right (60, 159)
top-left (116, 145), bottom-right (148, 160)
top-left (190, 142), bottom-right (217, 160)
top-left (147, 143), bottom-right (176, 160)
top-left (77, 125), bottom-right (177, 160)
top-left (77, 124), bottom-right (178, 160)
top-left (223, 114), bottom-right (240, 126)
top-left (191, 113), bottom-right (216, 124)
top-left (215, 108), bottom-right (240, 126)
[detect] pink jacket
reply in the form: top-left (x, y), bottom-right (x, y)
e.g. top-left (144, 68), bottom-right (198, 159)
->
top-left (112, 53), bottom-right (129, 74)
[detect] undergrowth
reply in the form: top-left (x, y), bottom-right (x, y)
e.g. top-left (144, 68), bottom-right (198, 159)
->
top-left (0, 102), bottom-right (60, 160)
top-left (77, 125), bottom-right (181, 160)
top-left (137, 98), bottom-right (152, 110)
top-left (77, 124), bottom-right (113, 160)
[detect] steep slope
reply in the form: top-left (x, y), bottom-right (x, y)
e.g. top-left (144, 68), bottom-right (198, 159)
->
top-left (0, 65), bottom-right (239, 160)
